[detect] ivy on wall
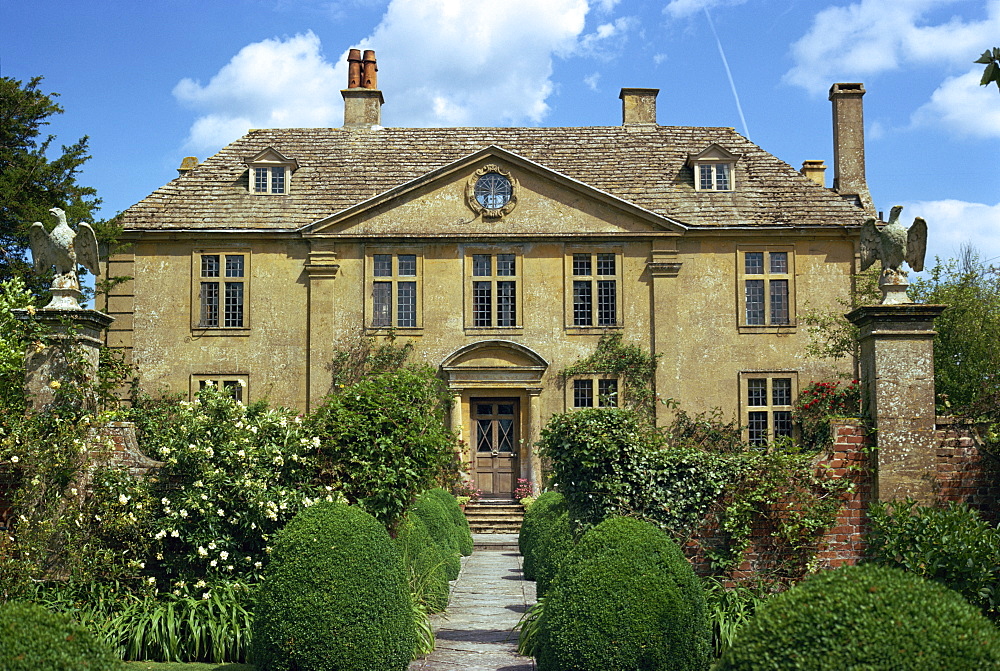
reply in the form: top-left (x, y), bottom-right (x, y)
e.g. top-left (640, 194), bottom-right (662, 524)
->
top-left (559, 333), bottom-right (659, 416)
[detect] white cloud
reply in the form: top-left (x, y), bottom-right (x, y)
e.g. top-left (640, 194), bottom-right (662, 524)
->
top-left (901, 199), bottom-right (1000, 265)
top-left (911, 68), bottom-right (1000, 138)
top-left (785, 0), bottom-right (1000, 95)
top-left (173, 31), bottom-right (344, 151)
top-left (663, 0), bottom-right (748, 19)
top-left (578, 16), bottom-right (640, 58)
top-left (584, 72), bottom-right (602, 90)
top-left (366, 0), bottom-right (589, 126)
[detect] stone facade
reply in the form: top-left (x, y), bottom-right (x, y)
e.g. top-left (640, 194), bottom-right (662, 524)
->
top-left (99, 53), bottom-right (876, 496)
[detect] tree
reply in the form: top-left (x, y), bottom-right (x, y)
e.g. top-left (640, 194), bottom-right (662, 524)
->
top-left (908, 246), bottom-right (1000, 416)
top-left (0, 76), bottom-right (102, 291)
top-left (977, 48), bottom-right (1000, 91)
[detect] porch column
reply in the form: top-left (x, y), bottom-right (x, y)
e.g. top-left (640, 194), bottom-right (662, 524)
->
top-left (527, 387), bottom-right (543, 493)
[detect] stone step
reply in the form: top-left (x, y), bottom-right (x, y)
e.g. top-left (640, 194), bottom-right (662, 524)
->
top-left (464, 501), bottom-right (525, 534)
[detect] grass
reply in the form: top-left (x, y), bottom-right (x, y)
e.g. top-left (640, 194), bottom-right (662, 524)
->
top-left (125, 664), bottom-right (253, 671)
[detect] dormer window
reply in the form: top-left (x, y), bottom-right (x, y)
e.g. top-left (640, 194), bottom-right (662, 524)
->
top-left (688, 144), bottom-right (740, 192)
top-left (244, 147), bottom-right (299, 195)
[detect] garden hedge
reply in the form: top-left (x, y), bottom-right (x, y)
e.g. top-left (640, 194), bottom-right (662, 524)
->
top-left (717, 563), bottom-right (1000, 670)
top-left (426, 486), bottom-right (474, 556)
top-left (537, 516), bottom-right (710, 671)
top-left (0, 601), bottom-right (124, 671)
top-left (527, 497), bottom-right (574, 598)
top-left (519, 491), bottom-right (564, 580)
top-left (412, 491), bottom-right (462, 580)
top-left (250, 501), bottom-right (415, 671)
top-left (395, 509), bottom-right (451, 613)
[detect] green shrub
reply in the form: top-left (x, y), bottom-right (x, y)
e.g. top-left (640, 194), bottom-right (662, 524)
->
top-left (519, 491), bottom-right (565, 580)
top-left (0, 601), bottom-right (125, 671)
top-left (532, 503), bottom-right (574, 599)
top-left (717, 564), bottom-right (1000, 670)
top-left (537, 516), bottom-right (710, 671)
top-left (395, 510), bottom-right (450, 613)
top-left (864, 498), bottom-right (1000, 620)
top-left (426, 487), bottom-right (473, 556)
top-left (251, 501), bottom-right (414, 671)
top-left (412, 491), bottom-right (462, 580)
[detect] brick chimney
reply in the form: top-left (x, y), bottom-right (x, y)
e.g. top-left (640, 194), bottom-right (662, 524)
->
top-left (829, 83), bottom-right (874, 214)
top-left (619, 88), bottom-right (659, 126)
top-left (342, 48), bottom-right (384, 129)
top-left (800, 160), bottom-right (827, 187)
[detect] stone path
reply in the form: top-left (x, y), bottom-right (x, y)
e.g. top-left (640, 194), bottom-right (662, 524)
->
top-left (409, 534), bottom-right (537, 671)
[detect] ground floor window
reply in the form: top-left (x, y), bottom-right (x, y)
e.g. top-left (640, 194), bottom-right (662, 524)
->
top-left (190, 374), bottom-right (248, 403)
top-left (740, 372), bottom-right (796, 446)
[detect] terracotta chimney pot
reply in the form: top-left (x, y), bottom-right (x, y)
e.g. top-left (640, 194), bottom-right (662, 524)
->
top-left (362, 49), bottom-right (378, 89)
top-left (347, 48), bottom-right (363, 89)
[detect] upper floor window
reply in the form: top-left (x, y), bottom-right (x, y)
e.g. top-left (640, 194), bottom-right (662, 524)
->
top-left (568, 250), bottom-right (621, 329)
top-left (466, 250), bottom-right (521, 330)
top-left (687, 144), bottom-right (740, 192)
top-left (741, 373), bottom-right (796, 446)
top-left (739, 248), bottom-right (794, 328)
top-left (243, 147), bottom-right (298, 195)
top-left (194, 251), bottom-right (249, 330)
top-left (368, 251), bottom-right (420, 329)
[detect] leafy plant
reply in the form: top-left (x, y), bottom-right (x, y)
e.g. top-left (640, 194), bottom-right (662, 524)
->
top-left (701, 577), bottom-right (774, 658)
top-left (793, 379), bottom-right (860, 449)
top-left (977, 47), bottom-right (1000, 90)
top-left (0, 600), bottom-right (125, 670)
top-left (864, 498), bottom-right (1000, 620)
top-left (560, 332), bottom-right (659, 416)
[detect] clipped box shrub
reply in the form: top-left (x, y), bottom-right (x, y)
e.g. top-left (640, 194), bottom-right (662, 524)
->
top-left (519, 491), bottom-right (564, 579)
top-left (412, 491), bottom-right (462, 580)
top-left (531, 500), bottom-right (574, 599)
top-left (251, 501), bottom-right (415, 671)
top-left (395, 510), bottom-right (451, 613)
top-left (537, 516), bottom-right (710, 671)
top-left (426, 487), bottom-right (474, 556)
top-left (717, 564), bottom-right (1000, 670)
top-left (0, 601), bottom-right (124, 671)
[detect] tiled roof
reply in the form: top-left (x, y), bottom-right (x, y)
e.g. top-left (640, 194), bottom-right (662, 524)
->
top-left (121, 126), bottom-right (867, 231)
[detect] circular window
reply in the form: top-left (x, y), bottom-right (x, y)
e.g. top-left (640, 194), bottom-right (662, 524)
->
top-left (474, 173), bottom-right (513, 210)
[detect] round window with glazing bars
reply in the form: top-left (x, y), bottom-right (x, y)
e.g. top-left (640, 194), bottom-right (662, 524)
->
top-left (474, 173), bottom-right (513, 210)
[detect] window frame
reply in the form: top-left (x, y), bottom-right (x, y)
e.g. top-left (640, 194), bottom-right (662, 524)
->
top-left (688, 144), bottom-right (740, 192)
top-left (737, 246), bottom-right (795, 331)
top-left (191, 250), bottom-right (251, 333)
top-left (251, 166), bottom-right (288, 195)
top-left (190, 374), bottom-right (249, 403)
top-left (739, 372), bottom-right (797, 447)
top-left (244, 148), bottom-right (298, 195)
top-left (365, 248), bottom-right (423, 332)
top-left (464, 248), bottom-right (523, 334)
top-left (564, 248), bottom-right (623, 333)
top-left (566, 375), bottom-right (620, 410)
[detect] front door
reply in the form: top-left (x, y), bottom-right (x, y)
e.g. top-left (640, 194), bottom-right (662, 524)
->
top-left (472, 398), bottom-right (519, 498)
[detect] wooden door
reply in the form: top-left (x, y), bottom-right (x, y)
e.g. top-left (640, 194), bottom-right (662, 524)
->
top-left (472, 398), bottom-right (519, 498)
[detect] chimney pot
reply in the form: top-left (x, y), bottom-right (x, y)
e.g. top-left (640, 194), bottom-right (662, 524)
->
top-left (362, 49), bottom-right (378, 89)
top-left (619, 88), bottom-right (659, 126)
top-left (347, 48), bottom-right (362, 88)
top-left (829, 82), bottom-right (874, 213)
top-left (800, 160), bottom-right (827, 187)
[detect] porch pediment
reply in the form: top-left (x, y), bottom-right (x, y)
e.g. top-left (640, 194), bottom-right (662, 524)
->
top-left (441, 341), bottom-right (547, 389)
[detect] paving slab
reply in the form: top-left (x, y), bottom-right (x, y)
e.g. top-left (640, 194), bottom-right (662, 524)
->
top-left (410, 534), bottom-right (536, 671)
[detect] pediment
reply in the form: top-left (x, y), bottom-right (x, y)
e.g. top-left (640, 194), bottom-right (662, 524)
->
top-left (244, 147), bottom-right (299, 170)
top-left (686, 144), bottom-right (741, 166)
top-left (303, 146), bottom-right (685, 238)
top-left (440, 340), bottom-right (548, 388)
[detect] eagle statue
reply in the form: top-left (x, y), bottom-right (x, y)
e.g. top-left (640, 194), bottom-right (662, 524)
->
top-left (860, 205), bottom-right (928, 305)
top-left (28, 207), bottom-right (101, 309)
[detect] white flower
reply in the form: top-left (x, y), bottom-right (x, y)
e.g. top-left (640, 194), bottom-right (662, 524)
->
top-left (201, 494), bottom-right (208, 500)
top-left (312, 436), bottom-right (321, 448)
top-left (154, 530), bottom-right (166, 540)
top-left (146, 577), bottom-right (156, 585)
top-left (250, 426), bottom-right (258, 434)
top-left (208, 541), bottom-right (216, 550)
top-left (9, 456), bottom-right (18, 463)
top-left (118, 493), bottom-right (130, 505)
top-left (217, 508), bottom-right (224, 516)
top-left (193, 480), bottom-right (203, 488)
top-left (156, 553), bottom-right (163, 560)
top-left (220, 551), bottom-right (229, 560)
top-left (195, 579), bottom-right (207, 588)
top-left (198, 546), bottom-right (208, 557)
top-left (179, 509), bottom-right (188, 518)
top-left (210, 559), bottom-right (218, 567)
top-left (254, 561), bottom-right (263, 569)
top-left (161, 498), bottom-right (170, 506)
top-left (226, 565), bottom-right (233, 571)
top-left (170, 530), bottom-right (179, 537)
top-left (202, 592), bottom-right (211, 599)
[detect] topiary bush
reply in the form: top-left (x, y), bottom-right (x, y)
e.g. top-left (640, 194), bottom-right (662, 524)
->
top-left (0, 601), bottom-right (125, 671)
top-left (426, 487), bottom-right (474, 556)
top-left (395, 510), bottom-right (450, 613)
top-left (251, 501), bottom-right (415, 671)
top-left (412, 491), bottom-right (462, 580)
top-left (537, 516), bottom-right (710, 671)
top-left (531, 501), bottom-right (574, 599)
top-left (717, 564), bottom-right (1000, 670)
top-left (519, 491), bottom-right (566, 581)
top-left (864, 498), bottom-right (1000, 620)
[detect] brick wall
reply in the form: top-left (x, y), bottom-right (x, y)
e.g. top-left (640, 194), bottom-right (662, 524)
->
top-left (934, 417), bottom-right (1000, 525)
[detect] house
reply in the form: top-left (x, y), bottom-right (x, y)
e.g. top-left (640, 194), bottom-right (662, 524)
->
top-left (99, 49), bottom-right (872, 497)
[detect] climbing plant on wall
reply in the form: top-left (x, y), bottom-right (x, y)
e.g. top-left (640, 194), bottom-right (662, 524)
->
top-left (559, 333), bottom-right (659, 416)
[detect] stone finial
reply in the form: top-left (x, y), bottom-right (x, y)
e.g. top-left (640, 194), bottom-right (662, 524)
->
top-left (27, 207), bottom-right (101, 309)
top-left (860, 205), bottom-right (928, 304)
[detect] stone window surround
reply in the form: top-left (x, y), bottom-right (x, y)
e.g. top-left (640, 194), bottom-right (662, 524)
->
top-left (564, 247), bottom-right (623, 334)
top-left (191, 249), bottom-right (251, 334)
top-left (567, 374), bottom-right (620, 410)
top-left (739, 371), bottom-right (797, 446)
top-left (365, 247), bottom-right (423, 332)
top-left (464, 246), bottom-right (523, 335)
top-left (687, 144), bottom-right (740, 192)
top-left (190, 374), bottom-right (249, 403)
top-left (736, 245), bottom-right (796, 332)
top-left (244, 147), bottom-right (299, 195)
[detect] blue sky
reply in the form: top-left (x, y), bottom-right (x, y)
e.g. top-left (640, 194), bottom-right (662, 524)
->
top-left (3, 0), bottom-right (999, 266)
